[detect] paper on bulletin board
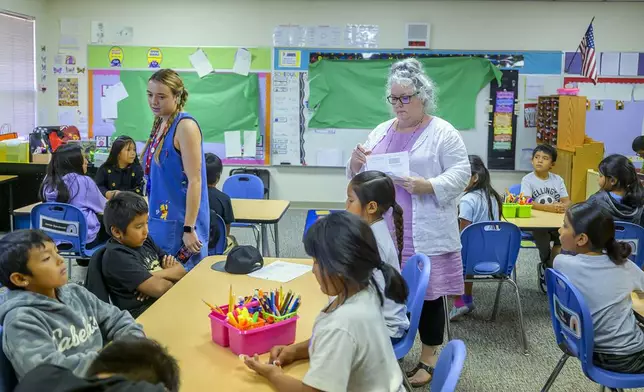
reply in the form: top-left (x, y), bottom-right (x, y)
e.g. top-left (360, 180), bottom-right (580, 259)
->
top-left (233, 48), bottom-right (251, 76)
top-left (619, 53), bottom-right (640, 76)
top-left (91, 21), bottom-right (134, 44)
top-left (243, 130), bottom-right (257, 157)
top-left (524, 103), bottom-right (537, 128)
top-left (59, 18), bottom-right (80, 50)
top-left (524, 76), bottom-right (545, 100)
top-left (109, 82), bottom-right (129, 102)
top-left (600, 53), bottom-right (620, 76)
top-left (189, 49), bottom-right (214, 78)
top-left (101, 94), bottom-right (118, 119)
top-left (224, 131), bottom-right (242, 157)
top-left (57, 77), bottom-right (79, 106)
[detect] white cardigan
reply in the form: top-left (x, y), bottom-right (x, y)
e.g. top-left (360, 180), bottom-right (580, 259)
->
top-left (346, 117), bottom-right (470, 255)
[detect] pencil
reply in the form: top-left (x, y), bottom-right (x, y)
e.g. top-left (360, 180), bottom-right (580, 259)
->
top-left (229, 285), bottom-right (233, 311)
top-left (201, 299), bottom-right (224, 315)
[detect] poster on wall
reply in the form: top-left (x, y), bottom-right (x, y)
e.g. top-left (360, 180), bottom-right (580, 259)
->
top-left (57, 77), bottom-right (79, 107)
top-left (493, 91), bottom-right (515, 151)
top-left (271, 71), bottom-right (302, 165)
top-left (524, 103), bottom-right (537, 128)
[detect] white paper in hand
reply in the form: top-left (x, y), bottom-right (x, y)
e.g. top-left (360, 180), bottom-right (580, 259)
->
top-left (189, 49), bottom-right (214, 78)
top-left (366, 152), bottom-right (410, 180)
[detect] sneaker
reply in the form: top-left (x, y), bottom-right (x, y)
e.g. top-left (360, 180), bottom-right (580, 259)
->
top-left (449, 303), bottom-right (475, 321)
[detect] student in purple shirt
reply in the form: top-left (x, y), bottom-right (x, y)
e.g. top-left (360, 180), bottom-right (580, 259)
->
top-left (40, 143), bottom-right (108, 248)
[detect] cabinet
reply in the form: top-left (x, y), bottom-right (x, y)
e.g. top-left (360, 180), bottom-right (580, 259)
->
top-left (536, 95), bottom-right (587, 152)
top-left (551, 140), bottom-right (604, 203)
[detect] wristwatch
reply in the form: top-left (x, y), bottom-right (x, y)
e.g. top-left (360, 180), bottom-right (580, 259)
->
top-left (183, 225), bottom-right (196, 233)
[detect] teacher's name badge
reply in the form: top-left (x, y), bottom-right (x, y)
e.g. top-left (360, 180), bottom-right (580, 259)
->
top-left (147, 48), bottom-right (163, 68)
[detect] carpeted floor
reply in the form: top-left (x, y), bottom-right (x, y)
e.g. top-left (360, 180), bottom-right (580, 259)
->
top-left (60, 208), bottom-right (642, 392)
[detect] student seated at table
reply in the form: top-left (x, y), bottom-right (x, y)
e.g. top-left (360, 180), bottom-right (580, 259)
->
top-left (243, 211), bottom-right (406, 391)
top-left (0, 230), bottom-right (145, 379)
top-left (101, 191), bottom-right (186, 318)
top-left (14, 337), bottom-right (179, 392)
top-left (345, 170), bottom-right (409, 339)
top-left (633, 136), bottom-right (644, 171)
top-left (520, 144), bottom-right (570, 283)
top-left (588, 154), bottom-right (644, 226)
top-left (40, 143), bottom-right (108, 248)
top-left (554, 202), bottom-right (644, 373)
top-left (451, 155), bottom-right (503, 321)
top-left (94, 135), bottom-right (144, 200)
top-left (205, 153), bottom-right (235, 253)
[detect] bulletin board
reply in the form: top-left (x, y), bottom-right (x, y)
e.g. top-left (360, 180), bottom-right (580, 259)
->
top-left (87, 45), bottom-right (272, 166)
top-left (271, 48), bottom-right (564, 169)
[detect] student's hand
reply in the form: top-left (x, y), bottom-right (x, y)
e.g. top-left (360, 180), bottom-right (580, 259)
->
top-left (552, 203), bottom-right (567, 213)
top-left (135, 292), bottom-right (150, 302)
top-left (182, 231), bottom-right (202, 254)
top-left (106, 190), bottom-right (119, 200)
top-left (269, 345), bottom-right (296, 367)
top-left (162, 255), bottom-right (179, 269)
top-left (350, 144), bottom-right (371, 174)
top-left (397, 176), bottom-right (434, 195)
top-left (243, 354), bottom-right (281, 378)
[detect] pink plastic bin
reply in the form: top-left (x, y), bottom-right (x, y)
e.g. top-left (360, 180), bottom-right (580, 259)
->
top-left (227, 315), bottom-right (299, 356)
top-left (208, 301), bottom-right (259, 348)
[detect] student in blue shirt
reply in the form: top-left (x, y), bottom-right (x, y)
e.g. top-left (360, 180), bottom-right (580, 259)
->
top-left (451, 155), bottom-right (503, 321)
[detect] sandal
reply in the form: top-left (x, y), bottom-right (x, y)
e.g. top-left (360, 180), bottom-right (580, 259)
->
top-left (406, 362), bottom-right (434, 387)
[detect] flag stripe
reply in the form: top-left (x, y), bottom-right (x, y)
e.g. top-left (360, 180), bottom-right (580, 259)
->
top-left (577, 24), bottom-right (598, 84)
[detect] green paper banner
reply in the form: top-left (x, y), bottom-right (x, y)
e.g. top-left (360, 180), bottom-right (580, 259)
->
top-left (88, 45), bottom-right (271, 70)
top-left (308, 57), bottom-right (502, 130)
top-left (114, 71), bottom-right (260, 143)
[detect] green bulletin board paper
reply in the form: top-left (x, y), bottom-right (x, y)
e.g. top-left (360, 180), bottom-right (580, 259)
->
top-left (308, 57), bottom-right (502, 130)
top-left (114, 71), bottom-right (260, 143)
top-left (88, 45), bottom-right (271, 70)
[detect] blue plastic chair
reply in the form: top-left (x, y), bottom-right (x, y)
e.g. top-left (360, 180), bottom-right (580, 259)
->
top-left (302, 209), bottom-right (342, 240)
top-left (392, 253), bottom-right (431, 390)
top-left (223, 174), bottom-right (264, 249)
top-left (614, 221), bottom-right (644, 269)
top-left (31, 202), bottom-right (105, 278)
top-left (0, 326), bottom-right (17, 392)
top-left (543, 269), bottom-right (644, 392)
top-left (509, 183), bottom-right (537, 246)
top-left (431, 339), bottom-right (467, 392)
top-left (212, 214), bottom-right (227, 255)
top-left (461, 221), bottom-right (528, 353)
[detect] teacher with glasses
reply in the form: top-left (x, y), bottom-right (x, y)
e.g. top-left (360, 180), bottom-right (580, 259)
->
top-left (346, 58), bottom-right (470, 388)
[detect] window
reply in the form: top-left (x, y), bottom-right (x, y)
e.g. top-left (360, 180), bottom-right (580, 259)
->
top-left (0, 11), bottom-right (35, 135)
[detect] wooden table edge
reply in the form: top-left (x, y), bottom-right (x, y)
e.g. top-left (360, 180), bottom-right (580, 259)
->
top-left (0, 175), bottom-right (18, 184)
top-left (233, 200), bottom-right (291, 224)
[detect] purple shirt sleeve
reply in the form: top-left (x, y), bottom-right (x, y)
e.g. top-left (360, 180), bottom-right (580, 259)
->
top-left (70, 175), bottom-right (106, 214)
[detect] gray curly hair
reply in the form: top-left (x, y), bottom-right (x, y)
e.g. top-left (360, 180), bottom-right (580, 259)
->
top-left (386, 58), bottom-right (438, 114)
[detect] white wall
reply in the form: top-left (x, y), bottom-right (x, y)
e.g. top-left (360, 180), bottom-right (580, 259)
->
top-left (5, 0), bottom-right (644, 205)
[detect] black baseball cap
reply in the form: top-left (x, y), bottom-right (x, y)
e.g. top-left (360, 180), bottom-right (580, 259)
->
top-left (211, 245), bottom-right (264, 274)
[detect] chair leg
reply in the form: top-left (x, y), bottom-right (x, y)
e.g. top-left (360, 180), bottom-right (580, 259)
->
top-left (507, 278), bottom-right (529, 354)
top-left (252, 225), bottom-right (260, 250)
top-left (491, 281), bottom-right (503, 321)
top-left (443, 296), bottom-right (452, 341)
top-left (541, 353), bottom-right (569, 392)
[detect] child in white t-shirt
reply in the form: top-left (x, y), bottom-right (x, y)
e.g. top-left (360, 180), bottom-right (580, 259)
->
top-left (345, 170), bottom-right (409, 338)
top-left (451, 155), bottom-right (503, 321)
top-left (243, 212), bottom-right (406, 392)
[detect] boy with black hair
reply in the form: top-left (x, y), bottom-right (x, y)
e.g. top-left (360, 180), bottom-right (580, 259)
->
top-left (205, 153), bottom-right (235, 251)
top-left (0, 230), bottom-right (144, 379)
top-left (15, 337), bottom-right (180, 392)
top-left (633, 136), bottom-right (644, 159)
top-left (520, 144), bottom-right (571, 289)
top-left (102, 191), bottom-right (186, 318)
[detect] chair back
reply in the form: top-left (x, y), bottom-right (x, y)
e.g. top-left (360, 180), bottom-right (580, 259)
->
top-left (545, 268), bottom-right (593, 366)
top-left (302, 209), bottom-right (342, 240)
top-left (461, 221), bottom-right (521, 276)
top-left (393, 253), bottom-right (431, 359)
top-left (614, 221), bottom-right (644, 268)
top-left (222, 174), bottom-right (264, 199)
top-left (84, 247), bottom-right (111, 303)
top-left (0, 326), bottom-right (17, 392)
top-left (31, 202), bottom-right (87, 254)
top-left (509, 183), bottom-right (521, 195)
top-left (431, 339), bottom-right (467, 392)
top-left (213, 214), bottom-right (227, 254)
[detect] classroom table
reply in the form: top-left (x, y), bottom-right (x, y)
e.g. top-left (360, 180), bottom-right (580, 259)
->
top-left (504, 210), bottom-right (564, 230)
top-left (137, 256), bottom-right (326, 392)
top-left (0, 175), bottom-right (18, 231)
top-left (231, 199), bottom-right (290, 257)
top-left (12, 199), bottom-right (291, 257)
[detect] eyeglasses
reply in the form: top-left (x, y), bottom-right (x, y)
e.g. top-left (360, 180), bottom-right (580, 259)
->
top-left (387, 92), bottom-right (418, 105)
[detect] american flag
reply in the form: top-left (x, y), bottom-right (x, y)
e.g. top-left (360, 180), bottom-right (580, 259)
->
top-left (578, 23), bottom-right (598, 84)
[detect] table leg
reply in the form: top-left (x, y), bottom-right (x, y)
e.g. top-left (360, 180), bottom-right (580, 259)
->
top-left (274, 223), bottom-right (280, 257)
top-left (261, 224), bottom-right (269, 256)
top-left (8, 183), bottom-right (13, 232)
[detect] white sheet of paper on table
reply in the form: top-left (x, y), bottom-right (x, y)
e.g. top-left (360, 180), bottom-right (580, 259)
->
top-left (247, 261), bottom-right (313, 283)
top-left (243, 130), bottom-right (257, 157)
top-left (365, 152), bottom-right (410, 179)
top-left (233, 48), bottom-right (251, 76)
top-left (224, 131), bottom-right (242, 157)
top-left (189, 49), bottom-right (214, 78)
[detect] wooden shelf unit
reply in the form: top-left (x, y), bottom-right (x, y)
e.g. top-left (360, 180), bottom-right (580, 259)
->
top-left (536, 95), bottom-right (587, 152)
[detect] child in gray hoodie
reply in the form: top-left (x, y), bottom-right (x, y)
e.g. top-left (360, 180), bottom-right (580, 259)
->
top-left (0, 229), bottom-right (145, 380)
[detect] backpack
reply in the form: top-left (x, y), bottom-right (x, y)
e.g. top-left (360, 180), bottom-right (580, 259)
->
top-left (47, 126), bottom-right (81, 152)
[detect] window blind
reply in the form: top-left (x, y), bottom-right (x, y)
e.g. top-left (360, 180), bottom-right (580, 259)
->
top-left (0, 11), bottom-right (35, 135)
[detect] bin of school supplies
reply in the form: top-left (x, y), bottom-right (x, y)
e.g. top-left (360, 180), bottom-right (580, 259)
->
top-left (502, 204), bottom-right (518, 218)
top-left (517, 205), bottom-right (533, 218)
top-left (209, 307), bottom-right (231, 347)
top-left (227, 315), bottom-right (299, 356)
top-left (262, 311), bottom-right (298, 324)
